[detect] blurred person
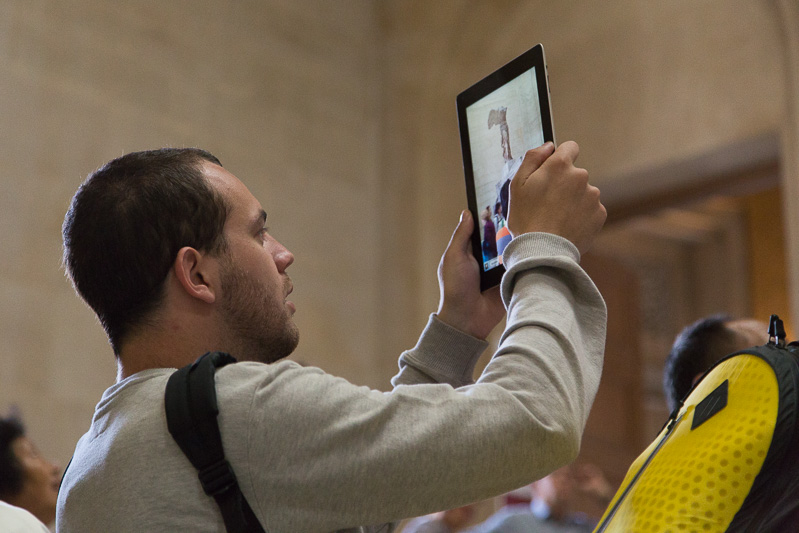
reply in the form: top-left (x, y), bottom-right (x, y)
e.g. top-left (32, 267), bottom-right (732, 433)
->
top-left (663, 315), bottom-right (767, 412)
top-left (494, 200), bottom-right (512, 258)
top-left (463, 464), bottom-right (613, 533)
top-left (57, 141), bottom-right (606, 532)
top-left (0, 415), bottom-right (60, 528)
top-left (403, 505), bottom-right (476, 533)
top-left (0, 501), bottom-right (51, 533)
top-left (481, 206), bottom-right (498, 262)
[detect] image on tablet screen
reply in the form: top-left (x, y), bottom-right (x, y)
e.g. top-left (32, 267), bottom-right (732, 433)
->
top-left (465, 67), bottom-right (544, 272)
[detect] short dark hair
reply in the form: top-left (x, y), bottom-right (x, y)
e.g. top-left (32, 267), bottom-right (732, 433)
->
top-left (663, 314), bottom-right (738, 412)
top-left (0, 416), bottom-right (25, 499)
top-left (62, 148), bottom-right (228, 355)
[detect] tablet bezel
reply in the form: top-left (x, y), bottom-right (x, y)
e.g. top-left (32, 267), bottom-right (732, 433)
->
top-left (456, 43), bottom-right (556, 291)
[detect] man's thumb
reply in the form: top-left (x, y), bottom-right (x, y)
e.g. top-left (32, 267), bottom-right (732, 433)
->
top-left (447, 210), bottom-right (473, 253)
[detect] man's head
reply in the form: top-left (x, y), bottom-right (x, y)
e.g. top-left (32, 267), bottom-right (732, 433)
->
top-left (0, 416), bottom-right (60, 524)
top-left (663, 315), bottom-right (767, 411)
top-left (63, 148), bottom-right (298, 363)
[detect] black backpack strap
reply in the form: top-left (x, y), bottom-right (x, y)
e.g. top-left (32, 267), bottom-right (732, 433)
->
top-left (165, 351), bottom-right (265, 533)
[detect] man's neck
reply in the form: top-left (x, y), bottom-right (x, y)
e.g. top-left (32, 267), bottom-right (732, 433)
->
top-left (115, 271), bottom-right (237, 380)
top-left (117, 343), bottom-right (184, 381)
top-left (116, 324), bottom-right (226, 381)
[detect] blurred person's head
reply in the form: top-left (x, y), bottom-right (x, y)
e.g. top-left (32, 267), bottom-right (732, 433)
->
top-left (530, 465), bottom-right (576, 521)
top-left (434, 505), bottom-right (476, 530)
top-left (527, 463), bottom-right (612, 524)
top-left (0, 416), bottom-right (60, 524)
top-left (663, 315), bottom-right (767, 411)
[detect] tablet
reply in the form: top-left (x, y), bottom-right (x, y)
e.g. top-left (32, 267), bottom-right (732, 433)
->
top-left (456, 43), bottom-right (555, 290)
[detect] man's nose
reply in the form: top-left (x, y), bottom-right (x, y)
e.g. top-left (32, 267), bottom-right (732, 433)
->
top-left (274, 242), bottom-right (294, 272)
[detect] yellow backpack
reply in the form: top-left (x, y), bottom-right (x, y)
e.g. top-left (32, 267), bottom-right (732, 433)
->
top-left (594, 315), bottom-right (799, 532)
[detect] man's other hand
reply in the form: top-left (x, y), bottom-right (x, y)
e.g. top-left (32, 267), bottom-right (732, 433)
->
top-left (436, 211), bottom-right (505, 340)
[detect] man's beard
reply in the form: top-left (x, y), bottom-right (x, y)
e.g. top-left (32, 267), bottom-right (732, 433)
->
top-left (218, 260), bottom-right (299, 364)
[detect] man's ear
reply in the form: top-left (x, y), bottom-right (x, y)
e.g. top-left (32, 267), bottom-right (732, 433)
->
top-left (173, 246), bottom-right (217, 304)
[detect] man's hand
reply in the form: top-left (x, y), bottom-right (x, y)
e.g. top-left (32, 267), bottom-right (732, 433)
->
top-left (508, 141), bottom-right (606, 254)
top-left (436, 211), bottom-right (505, 340)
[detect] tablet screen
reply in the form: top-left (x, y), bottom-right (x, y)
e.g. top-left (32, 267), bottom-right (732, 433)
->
top-left (457, 44), bottom-right (554, 289)
top-left (466, 69), bottom-right (545, 271)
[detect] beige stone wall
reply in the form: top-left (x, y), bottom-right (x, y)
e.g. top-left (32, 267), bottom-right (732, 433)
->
top-left (0, 0), bottom-right (384, 464)
top-left (378, 0), bottom-right (789, 327)
top-left (1, 0), bottom-right (797, 483)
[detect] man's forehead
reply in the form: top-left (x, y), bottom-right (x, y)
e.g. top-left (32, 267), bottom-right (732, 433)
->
top-left (727, 319), bottom-right (768, 345)
top-left (201, 161), bottom-right (241, 194)
top-left (727, 318), bottom-right (767, 332)
top-left (201, 161), bottom-right (264, 221)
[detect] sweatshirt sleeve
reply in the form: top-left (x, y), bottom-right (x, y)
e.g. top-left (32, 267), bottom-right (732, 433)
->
top-left (230, 232), bottom-right (606, 532)
top-left (393, 232), bottom-right (604, 415)
top-left (390, 315), bottom-right (489, 387)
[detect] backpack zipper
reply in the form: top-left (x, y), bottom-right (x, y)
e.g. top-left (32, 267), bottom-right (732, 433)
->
top-left (594, 411), bottom-right (686, 531)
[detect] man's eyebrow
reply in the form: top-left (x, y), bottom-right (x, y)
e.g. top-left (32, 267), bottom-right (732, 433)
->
top-left (253, 209), bottom-right (267, 228)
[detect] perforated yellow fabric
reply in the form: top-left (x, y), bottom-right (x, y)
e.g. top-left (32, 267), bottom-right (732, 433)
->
top-left (595, 354), bottom-right (779, 532)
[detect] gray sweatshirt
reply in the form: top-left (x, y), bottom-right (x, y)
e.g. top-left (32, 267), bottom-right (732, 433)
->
top-left (56, 233), bottom-right (606, 532)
